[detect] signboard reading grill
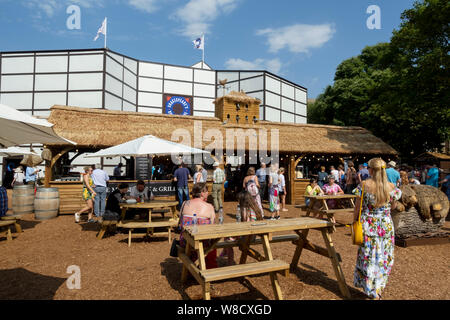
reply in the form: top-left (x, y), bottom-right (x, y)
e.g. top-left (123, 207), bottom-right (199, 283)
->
top-left (163, 94), bottom-right (193, 116)
top-left (107, 181), bottom-right (177, 198)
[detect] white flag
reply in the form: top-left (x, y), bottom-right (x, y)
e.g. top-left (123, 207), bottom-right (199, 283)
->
top-left (94, 17), bottom-right (107, 41)
top-left (192, 35), bottom-right (204, 50)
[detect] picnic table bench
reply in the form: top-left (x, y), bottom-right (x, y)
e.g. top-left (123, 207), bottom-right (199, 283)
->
top-left (303, 194), bottom-right (357, 227)
top-left (178, 217), bottom-right (350, 300)
top-left (1, 214), bottom-right (23, 233)
top-left (97, 200), bottom-right (179, 246)
top-left (0, 220), bottom-right (16, 241)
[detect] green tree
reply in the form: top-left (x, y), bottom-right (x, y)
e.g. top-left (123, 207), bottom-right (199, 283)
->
top-left (309, 0), bottom-right (450, 160)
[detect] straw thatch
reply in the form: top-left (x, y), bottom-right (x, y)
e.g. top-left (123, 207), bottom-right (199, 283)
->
top-left (214, 90), bottom-right (261, 105)
top-left (47, 105), bottom-right (397, 155)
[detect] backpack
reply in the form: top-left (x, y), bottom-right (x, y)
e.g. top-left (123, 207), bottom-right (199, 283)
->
top-left (246, 180), bottom-right (259, 197)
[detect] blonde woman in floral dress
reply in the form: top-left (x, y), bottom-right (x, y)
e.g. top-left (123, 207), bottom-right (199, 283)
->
top-left (353, 158), bottom-right (401, 300)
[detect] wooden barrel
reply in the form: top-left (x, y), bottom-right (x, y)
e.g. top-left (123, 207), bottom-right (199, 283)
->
top-left (34, 188), bottom-right (60, 220)
top-left (12, 185), bottom-right (34, 215)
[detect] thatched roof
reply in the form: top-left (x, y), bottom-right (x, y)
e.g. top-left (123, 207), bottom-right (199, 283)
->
top-left (414, 152), bottom-right (450, 161)
top-left (214, 91), bottom-right (261, 104)
top-left (47, 105), bottom-right (397, 155)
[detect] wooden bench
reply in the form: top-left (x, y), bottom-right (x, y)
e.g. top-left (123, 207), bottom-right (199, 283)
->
top-left (1, 214), bottom-right (23, 233)
top-left (97, 220), bottom-right (118, 240)
top-left (0, 220), bottom-right (15, 241)
top-left (119, 219), bottom-right (179, 247)
top-left (215, 234), bottom-right (342, 262)
top-left (200, 260), bottom-right (289, 282)
top-left (177, 244), bottom-right (289, 289)
top-left (295, 204), bottom-right (308, 211)
top-left (215, 234), bottom-right (300, 249)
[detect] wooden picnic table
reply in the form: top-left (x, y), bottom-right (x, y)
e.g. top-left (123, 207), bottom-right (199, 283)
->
top-left (97, 200), bottom-right (179, 246)
top-left (178, 217), bottom-right (351, 300)
top-left (304, 194), bottom-right (357, 226)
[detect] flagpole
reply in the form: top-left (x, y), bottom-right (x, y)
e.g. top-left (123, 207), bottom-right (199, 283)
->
top-left (104, 17), bottom-right (107, 49)
top-left (202, 34), bottom-right (205, 68)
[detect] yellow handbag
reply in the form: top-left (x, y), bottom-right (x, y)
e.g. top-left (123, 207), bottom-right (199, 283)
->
top-left (351, 183), bottom-right (365, 246)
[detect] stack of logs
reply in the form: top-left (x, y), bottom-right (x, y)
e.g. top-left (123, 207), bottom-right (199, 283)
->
top-left (391, 184), bottom-right (449, 238)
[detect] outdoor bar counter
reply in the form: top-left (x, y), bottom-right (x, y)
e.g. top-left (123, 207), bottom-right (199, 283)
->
top-left (50, 180), bottom-right (217, 215)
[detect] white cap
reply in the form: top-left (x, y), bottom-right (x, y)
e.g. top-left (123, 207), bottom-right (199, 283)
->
top-left (388, 161), bottom-right (396, 167)
top-left (213, 162), bottom-right (219, 167)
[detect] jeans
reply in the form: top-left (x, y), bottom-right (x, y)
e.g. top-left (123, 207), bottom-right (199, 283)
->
top-left (94, 186), bottom-right (107, 217)
top-left (259, 181), bottom-right (267, 201)
top-left (177, 186), bottom-right (189, 209)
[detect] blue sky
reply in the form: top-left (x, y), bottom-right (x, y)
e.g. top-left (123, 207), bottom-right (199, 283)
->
top-left (0, 0), bottom-right (417, 98)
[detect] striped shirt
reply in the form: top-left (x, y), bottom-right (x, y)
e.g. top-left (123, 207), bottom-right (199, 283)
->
top-left (213, 168), bottom-right (225, 184)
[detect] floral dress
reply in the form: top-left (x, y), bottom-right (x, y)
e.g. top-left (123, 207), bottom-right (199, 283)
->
top-left (354, 187), bottom-right (402, 299)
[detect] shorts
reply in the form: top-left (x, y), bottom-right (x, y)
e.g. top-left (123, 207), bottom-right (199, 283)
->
top-left (279, 191), bottom-right (285, 196)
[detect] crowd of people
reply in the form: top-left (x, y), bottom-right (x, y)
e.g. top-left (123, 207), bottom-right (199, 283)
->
top-left (305, 161), bottom-right (449, 201)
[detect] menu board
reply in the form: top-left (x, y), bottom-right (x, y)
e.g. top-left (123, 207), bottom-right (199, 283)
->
top-left (135, 157), bottom-right (150, 180)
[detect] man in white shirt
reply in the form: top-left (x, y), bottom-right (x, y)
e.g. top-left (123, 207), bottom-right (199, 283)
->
top-left (127, 180), bottom-right (154, 202)
top-left (91, 164), bottom-right (109, 222)
top-left (330, 165), bottom-right (339, 182)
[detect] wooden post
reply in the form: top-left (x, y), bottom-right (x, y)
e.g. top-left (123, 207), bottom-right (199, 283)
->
top-left (289, 155), bottom-right (304, 206)
top-left (46, 147), bottom-right (74, 187)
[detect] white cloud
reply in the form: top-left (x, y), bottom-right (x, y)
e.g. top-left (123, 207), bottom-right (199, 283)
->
top-left (127, 0), bottom-right (159, 13)
top-left (173, 0), bottom-right (240, 38)
top-left (256, 23), bottom-right (336, 54)
top-left (225, 58), bottom-right (282, 74)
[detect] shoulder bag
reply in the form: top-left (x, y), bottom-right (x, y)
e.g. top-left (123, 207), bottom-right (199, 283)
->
top-left (351, 182), bottom-right (365, 246)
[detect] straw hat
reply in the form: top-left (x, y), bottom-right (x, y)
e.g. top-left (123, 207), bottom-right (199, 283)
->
top-left (388, 161), bottom-right (396, 167)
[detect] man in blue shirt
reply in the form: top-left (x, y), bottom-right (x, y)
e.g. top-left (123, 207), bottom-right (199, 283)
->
top-left (358, 163), bottom-right (370, 182)
top-left (25, 166), bottom-right (39, 185)
top-left (91, 164), bottom-right (110, 222)
top-left (385, 161), bottom-right (401, 186)
top-left (425, 164), bottom-right (439, 187)
top-left (174, 162), bottom-right (191, 210)
top-left (256, 163), bottom-right (268, 201)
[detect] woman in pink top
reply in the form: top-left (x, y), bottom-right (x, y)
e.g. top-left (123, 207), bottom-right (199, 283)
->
top-left (322, 175), bottom-right (344, 209)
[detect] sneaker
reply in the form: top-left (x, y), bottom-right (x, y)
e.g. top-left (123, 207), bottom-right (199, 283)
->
top-left (270, 217), bottom-right (276, 221)
top-left (282, 208), bottom-right (288, 212)
top-left (74, 213), bottom-right (80, 223)
top-left (276, 216), bottom-right (281, 220)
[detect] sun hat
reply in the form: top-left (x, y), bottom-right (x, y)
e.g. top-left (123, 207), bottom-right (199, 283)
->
top-left (213, 162), bottom-right (219, 167)
top-left (388, 161), bottom-right (396, 167)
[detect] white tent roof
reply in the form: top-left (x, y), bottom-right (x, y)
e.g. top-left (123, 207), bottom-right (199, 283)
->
top-left (0, 104), bottom-right (75, 147)
top-left (0, 147), bottom-right (39, 157)
top-left (85, 135), bottom-right (210, 158)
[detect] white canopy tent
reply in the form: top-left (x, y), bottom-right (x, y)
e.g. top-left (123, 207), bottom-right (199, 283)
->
top-left (0, 147), bottom-right (40, 157)
top-left (85, 135), bottom-right (210, 191)
top-left (0, 104), bottom-right (75, 147)
top-left (85, 135), bottom-right (209, 159)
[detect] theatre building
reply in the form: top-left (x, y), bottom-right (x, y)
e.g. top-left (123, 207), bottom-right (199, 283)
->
top-left (0, 48), bottom-right (397, 210)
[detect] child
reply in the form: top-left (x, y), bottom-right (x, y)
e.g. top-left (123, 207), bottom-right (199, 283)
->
top-left (220, 192), bottom-right (264, 265)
